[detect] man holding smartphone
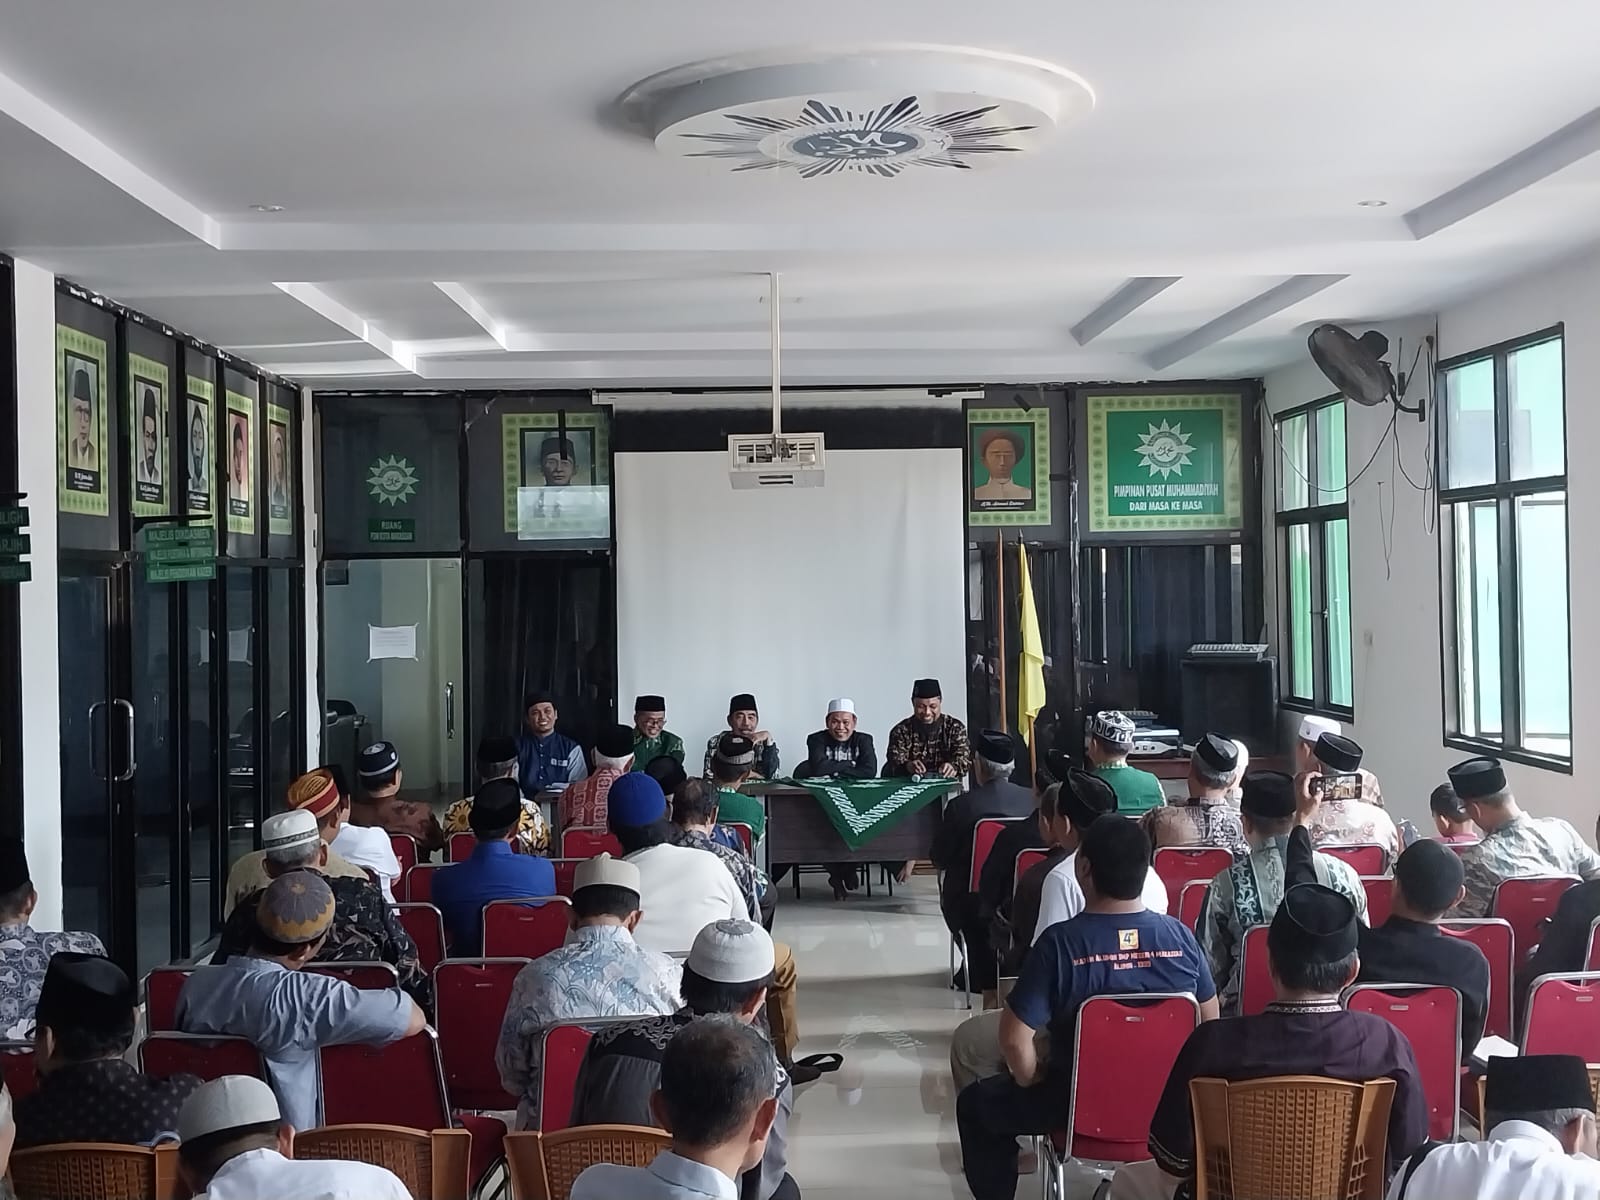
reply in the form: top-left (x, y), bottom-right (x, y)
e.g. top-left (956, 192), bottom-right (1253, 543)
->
top-left (1303, 733), bottom-right (1399, 864)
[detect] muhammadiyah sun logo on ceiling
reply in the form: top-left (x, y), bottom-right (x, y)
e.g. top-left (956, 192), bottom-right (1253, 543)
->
top-left (1135, 420), bottom-right (1195, 479)
top-left (367, 456), bottom-right (419, 506)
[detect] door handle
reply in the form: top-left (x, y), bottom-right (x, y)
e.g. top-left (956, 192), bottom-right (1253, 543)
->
top-left (112, 699), bottom-right (136, 781)
top-left (445, 682), bottom-right (456, 741)
top-left (87, 700), bottom-right (108, 781)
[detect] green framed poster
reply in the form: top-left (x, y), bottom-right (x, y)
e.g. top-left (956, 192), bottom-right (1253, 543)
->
top-left (225, 390), bottom-right (256, 535)
top-left (501, 411), bottom-right (610, 541)
top-left (184, 376), bottom-right (215, 521)
top-left (128, 353), bottom-right (169, 518)
top-left (1086, 392), bottom-right (1244, 533)
top-left (966, 407), bottom-right (1051, 527)
top-left (266, 402), bottom-right (293, 536)
top-left (57, 324), bottom-right (110, 516)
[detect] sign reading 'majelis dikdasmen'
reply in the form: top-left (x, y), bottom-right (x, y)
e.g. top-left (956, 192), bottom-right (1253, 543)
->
top-left (1085, 392), bottom-right (1244, 534)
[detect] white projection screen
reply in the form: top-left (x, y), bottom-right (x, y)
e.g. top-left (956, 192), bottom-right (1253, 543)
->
top-left (616, 449), bottom-right (968, 771)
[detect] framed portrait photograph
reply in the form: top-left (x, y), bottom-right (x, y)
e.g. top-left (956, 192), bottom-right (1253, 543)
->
top-left (185, 380), bottom-right (214, 518)
top-left (501, 411), bottom-right (611, 542)
top-left (128, 353), bottom-right (169, 516)
top-left (57, 324), bottom-right (110, 516)
top-left (966, 406), bottom-right (1051, 527)
top-left (266, 405), bottom-right (293, 535)
top-left (225, 392), bottom-right (255, 533)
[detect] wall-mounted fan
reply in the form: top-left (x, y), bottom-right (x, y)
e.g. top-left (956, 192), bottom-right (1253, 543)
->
top-left (1308, 323), bottom-right (1425, 415)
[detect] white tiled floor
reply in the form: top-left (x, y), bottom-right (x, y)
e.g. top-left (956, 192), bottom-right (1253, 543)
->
top-left (778, 873), bottom-right (973, 1198)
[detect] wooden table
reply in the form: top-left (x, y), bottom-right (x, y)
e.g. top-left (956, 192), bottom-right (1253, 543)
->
top-left (758, 783), bottom-right (951, 868)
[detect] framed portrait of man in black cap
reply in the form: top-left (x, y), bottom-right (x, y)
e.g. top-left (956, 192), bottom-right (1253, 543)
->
top-left (57, 323), bottom-right (110, 516)
top-left (501, 411), bottom-right (611, 542)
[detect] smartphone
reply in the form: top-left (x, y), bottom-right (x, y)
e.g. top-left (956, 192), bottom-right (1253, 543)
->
top-left (1317, 773), bottom-right (1363, 802)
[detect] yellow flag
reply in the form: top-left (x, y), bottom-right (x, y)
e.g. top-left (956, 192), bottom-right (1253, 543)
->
top-left (1017, 542), bottom-right (1047, 746)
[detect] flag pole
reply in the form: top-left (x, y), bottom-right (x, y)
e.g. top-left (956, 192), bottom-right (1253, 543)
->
top-left (996, 528), bottom-right (1007, 734)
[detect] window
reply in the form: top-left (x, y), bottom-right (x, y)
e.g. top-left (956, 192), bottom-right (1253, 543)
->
top-left (1439, 328), bottom-right (1569, 768)
top-left (1274, 396), bottom-right (1352, 715)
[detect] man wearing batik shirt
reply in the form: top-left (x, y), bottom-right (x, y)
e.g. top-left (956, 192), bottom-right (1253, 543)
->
top-left (16, 954), bottom-right (199, 1149)
top-left (561, 724), bottom-right (635, 831)
top-left (704, 693), bottom-right (780, 781)
top-left (214, 811), bottom-right (431, 1015)
top-left (669, 779), bottom-right (766, 925)
top-left (1305, 732), bottom-right (1399, 864)
top-left (0, 838), bottom-right (104, 1041)
top-left (1199, 772), bottom-right (1366, 1016)
top-left (1144, 733), bottom-right (1249, 859)
top-left (1294, 714), bottom-right (1383, 804)
top-left (444, 735), bottom-right (550, 855)
top-left (629, 695), bottom-right (685, 772)
top-left (1448, 756), bottom-right (1600, 918)
top-left (1108, 846), bottom-right (1427, 1200)
top-left (884, 678), bottom-right (970, 780)
top-left (495, 854), bottom-right (680, 1131)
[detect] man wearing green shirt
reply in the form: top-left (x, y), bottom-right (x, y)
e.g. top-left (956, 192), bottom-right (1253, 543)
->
top-left (629, 694), bottom-right (685, 772)
top-left (1086, 710), bottom-right (1166, 816)
top-left (709, 733), bottom-right (767, 841)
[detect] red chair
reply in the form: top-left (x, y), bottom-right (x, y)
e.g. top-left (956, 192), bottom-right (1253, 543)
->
top-left (395, 903), bottom-right (447, 976)
top-left (536, 1017), bottom-right (642, 1132)
top-left (406, 863), bottom-right (448, 904)
top-left (561, 828), bottom-right (623, 859)
top-left (1177, 881), bottom-right (1209, 933)
top-left (1586, 918), bottom-right (1600, 971)
top-left (550, 858), bottom-right (583, 897)
top-left (390, 833), bottom-right (419, 875)
top-left (305, 961), bottom-right (401, 989)
top-left (1344, 983), bottom-right (1461, 1140)
top-left (142, 966), bottom-right (193, 1032)
top-left (721, 822), bottom-right (754, 857)
top-left (1521, 971), bottom-right (1600, 1060)
top-left (482, 897), bottom-right (572, 960)
top-left (1152, 847), bottom-right (1234, 915)
top-left (1492, 876), bottom-right (1579, 962)
top-left (1014, 848), bottom-right (1049, 895)
top-left (1360, 876), bottom-right (1395, 928)
top-left (434, 958), bottom-right (527, 1112)
top-left (1239, 925), bottom-right (1273, 1016)
top-left (319, 1029), bottom-right (505, 1188)
top-left (1043, 993), bottom-right (1201, 1192)
top-left (448, 832), bottom-right (477, 863)
top-left (1321, 844), bottom-right (1389, 876)
top-left (953, 817), bottom-right (1025, 1010)
top-left (0, 1042), bottom-right (37, 1101)
top-left (138, 1032), bottom-right (264, 1083)
top-left (1439, 919), bottom-right (1515, 1039)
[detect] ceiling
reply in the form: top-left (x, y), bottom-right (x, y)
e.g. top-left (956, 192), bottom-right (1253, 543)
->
top-left (3, 1), bottom-right (1600, 390)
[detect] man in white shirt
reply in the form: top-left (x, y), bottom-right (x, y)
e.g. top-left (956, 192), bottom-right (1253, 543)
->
top-left (607, 774), bottom-right (744, 954)
top-left (321, 766), bottom-right (402, 903)
top-left (1388, 1054), bottom-right (1600, 1199)
top-left (1034, 769), bottom-right (1167, 944)
top-left (572, 1015), bottom-right (780, 1200)
top-left (175, 1074), bottom-right (409, 1199)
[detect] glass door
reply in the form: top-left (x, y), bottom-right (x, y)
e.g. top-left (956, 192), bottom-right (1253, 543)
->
top-left (57, 563), bottom-right (122, 947)
top-left (323, 558), bottom-right (464, 805)
top-left (129, 570), bottom-right (177, 977)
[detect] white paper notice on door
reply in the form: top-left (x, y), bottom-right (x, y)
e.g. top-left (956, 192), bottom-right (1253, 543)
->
top-left (368, 624), bottom-right (419, 662)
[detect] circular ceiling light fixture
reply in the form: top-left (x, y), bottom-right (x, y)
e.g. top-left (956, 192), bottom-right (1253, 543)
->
top-left (249, 203), bottom-right (285, 212)
top-left (1356, 199), bottom-right (1388, 207)
top-left (617, 45), bottom-right (1093, 178)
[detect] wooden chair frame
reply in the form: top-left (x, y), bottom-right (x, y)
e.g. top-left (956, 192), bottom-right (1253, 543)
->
top-left (293, 1124), bottom-right (471, 1200)
top-left (11, 1141), bottom-right (180, 1200)
top-left (503, 1126), bottom-right (672, 1200)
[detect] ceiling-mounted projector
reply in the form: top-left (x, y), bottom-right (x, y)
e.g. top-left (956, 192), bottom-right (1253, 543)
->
top-left (728, 433), bottom-right (825, 489)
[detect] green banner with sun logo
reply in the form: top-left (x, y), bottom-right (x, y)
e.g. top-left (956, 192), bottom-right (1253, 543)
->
top-left (1086, 392), bottom-right (1244, 533)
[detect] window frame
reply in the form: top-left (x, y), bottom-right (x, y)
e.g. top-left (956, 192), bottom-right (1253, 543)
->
top-left (1436, 324), bottom-right (1571, 773)
top-left (1273, 393), bottom-right (1354, 720)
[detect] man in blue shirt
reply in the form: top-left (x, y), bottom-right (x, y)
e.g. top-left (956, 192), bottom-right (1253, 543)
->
top-left (516, 692), bottom-right (588, 795)
top-left (956, 815), bottom-right (1219, 1200)
top-left (431, 779), bottom-right (556, 952)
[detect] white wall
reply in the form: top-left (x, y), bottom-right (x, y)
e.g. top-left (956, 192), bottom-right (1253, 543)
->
top-left (614, 449), bottom-right (969, 767)
top-left (13, 259), bottom-right (62, 926)
top-left (1263, 248), bottom-right (1600, 835)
